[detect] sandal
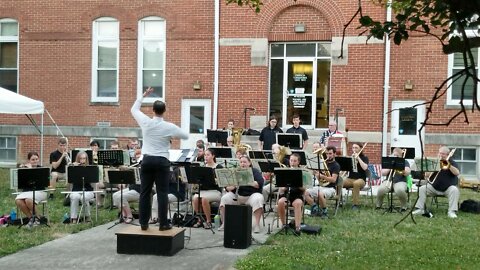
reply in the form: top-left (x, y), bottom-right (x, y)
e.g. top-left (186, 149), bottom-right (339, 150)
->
top-left (192, 219), bottom-right (203, 228)
top-left (125, 217), bottom-right (134, 224)
top-left (203, 222), bottom-right (212, 229)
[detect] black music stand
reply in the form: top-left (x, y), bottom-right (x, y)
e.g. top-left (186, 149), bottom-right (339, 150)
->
top-left (335, 157), bottom-right (354, 172)
top-left (184, 166), bottom-right (216, 234)
top-left (207, 129), bottom-right (228, 146)
top-left (381, 157), bottom-right (406, 213)
top-left (248, 150), bottom-right (272, 159)
top-left (107, 170), bottom-right (136, 229)
top-left (17, 167), bottom-right (50, 228)
top-left (277, 133), bottom-right (302, 149)
top-left (274, 168), bottom-right (303, 235)
top-left (68, 165), bottom-right (99, 223)
top-left (258, 161), bottom-right (280, 216)
top-left (97, 150), bottom-right (124, 167)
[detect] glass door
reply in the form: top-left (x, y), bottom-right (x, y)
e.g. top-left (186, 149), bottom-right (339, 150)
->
top-left (283, 59), bottom-right (315, 128)
top-left (180, 99), bottom-right (211, 149)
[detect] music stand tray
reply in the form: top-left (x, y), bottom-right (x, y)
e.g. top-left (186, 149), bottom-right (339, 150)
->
top-left (17, 167), bottom-right (51, 228)
top-left (258, 161), bottom-right (280, 173)
top-left (335, 157), bottom-right (354, 172)
top-left (249, 150), bottom-right (272, 160)
top-left (277, 133), bottom-right (302, 149)
top-left (208, 147), bottom-right (234, 159)
top-left (68, 165), bottom-right (100, 184)
top-left (381, 157), bottom-right (405, 170)
top-left (107, 170), bottom-right (136, 230)
top-left (207, 129), bottom-right (228, 146)
top-left (273, 168), bottom-right (303, 235)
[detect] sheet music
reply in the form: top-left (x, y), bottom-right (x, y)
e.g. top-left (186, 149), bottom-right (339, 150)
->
top-left (169, 149), bottom-right (183, 162)
top-left (215, 168), bottom-right (255, 187)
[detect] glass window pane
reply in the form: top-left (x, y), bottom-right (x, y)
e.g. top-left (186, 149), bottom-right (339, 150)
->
top-left (0, 43), bottom-right (17, 68)
top-left (143, 70), bottom-right (163, 98)
top-left (98, 42), bottom-right (117, 68)
top-left (190, 106), bottom-right (204, 134)
top-left (316, 60), bottom-right (330, 128)
top-left (462, 148), bottom-right (476, 160)
top-left (398, 108), bottom-right (417, 135)
top-left (97, 70), bottom-right (117, 97)
top-left (451, 71), bottom-right (474, 99)
top-left (143, 41), bottom-right (163, 69)
top-left (0, 138), bottom-right (5, 148)
top-left (144, 21), bottom-right (164, 37)
top-left (460, 162), bottom-right (476, 175)
top-left (0, 70), bottom-right (17, 92)
top-left (0, 150), bottom-right (6, 160)
top-left (286, 44), bottom-right (316, 57)
top-left (317, 43), bottom-right (331, 57)
top-left (269, 59), bottom-right (284, 122)
top-left (1, 22), bottom-right (18, 36)
top-left (6, 137), bottom-right (15, 148)
top-left (271, 44), bottom-right (284, 57)
top-left (453, 48), bottom-right (477, 67)
top-left (98, 21), bottom-right (118, 37)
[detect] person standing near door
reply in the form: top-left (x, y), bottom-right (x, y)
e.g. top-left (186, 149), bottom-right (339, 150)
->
top-left (286, 114), bottom-right (309, 150)
top-left (131, 87), bottom-right (189, 231)
top-left (258, 115), bottom-right (283, 151)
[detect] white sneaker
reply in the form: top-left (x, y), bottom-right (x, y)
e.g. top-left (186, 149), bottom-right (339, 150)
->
top-left (448, 211), bottom-right (457, 219)
top-left (412, 209), bottom-right (423, 215)
top-left (253, 225), bottom-right (261, 234)
top-left (217, 224), bottom-right (224, 231)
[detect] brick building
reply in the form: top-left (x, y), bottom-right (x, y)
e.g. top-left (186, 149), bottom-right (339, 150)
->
top-left (0, 0), bottom-right (478, 180)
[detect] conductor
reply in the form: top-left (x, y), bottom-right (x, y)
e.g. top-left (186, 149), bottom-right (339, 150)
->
top-left (131, 87), bottom-right (189, 231)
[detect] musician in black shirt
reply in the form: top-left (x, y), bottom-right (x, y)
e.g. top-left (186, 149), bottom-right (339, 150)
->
top-left (413, 146), bottom-right (460, 218)
top-left (258, 115), bottom-right (283, 151)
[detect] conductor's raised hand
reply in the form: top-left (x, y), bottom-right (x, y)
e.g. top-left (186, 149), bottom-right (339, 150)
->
top-left (143, 87), bottom-right (154, 97)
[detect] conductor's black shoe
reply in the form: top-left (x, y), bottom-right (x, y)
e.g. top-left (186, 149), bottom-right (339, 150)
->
top-left (293, 229), bottom-right (301, 237)
top-left (140, 224), bottom-right (149, 231)
top-left (159, 223), bottom-right (173, 231)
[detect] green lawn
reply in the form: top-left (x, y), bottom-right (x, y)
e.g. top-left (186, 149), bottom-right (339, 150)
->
top-left (237, 188), bottom-right (480, 270)
top-left (0, 168), bottom-right (118, 257)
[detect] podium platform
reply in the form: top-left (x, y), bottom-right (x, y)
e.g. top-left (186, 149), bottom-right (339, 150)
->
top-left (116, 226), bottom-right (185, 256)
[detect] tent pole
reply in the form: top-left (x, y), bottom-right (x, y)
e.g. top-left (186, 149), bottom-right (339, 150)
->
top-left (40, 112), bottom-right (44, 165)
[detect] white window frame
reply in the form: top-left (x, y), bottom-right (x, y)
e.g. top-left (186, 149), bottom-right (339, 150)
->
top-left (0, 136), bottom-right (17, 163)
top-left (451, 147), bottom-right (478, 177)
top-left (0, 18), bottom-right (19, 93)
top-left (91, 17), bottom-right (119, 102)
top-left (447, 28), bottom-right (480, 106)
top-left (137, 16), bottom-right (166, 102)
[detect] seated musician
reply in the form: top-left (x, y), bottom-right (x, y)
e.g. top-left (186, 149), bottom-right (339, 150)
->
top-left (226, 136), bottom-right (235, 147)
top-left (262, 143), bottom-right (289, 204)
top-left (218, 155), bottom-right (264, 233)
top-left (69, 151), bottom-right (95, 223)
top-left (15, 151), bottom-right (47, 226)
top-left (195, 143), bottom-right (205, 162)
top-left (151, 167), bottom-right (187, 224)
top-left (112, 175), bottom-right (141, 224)
top-left (343, 143), bottom-right (369, 210)
top-left (304, 146), bottom-right (340, 218)
top-left (413, 146), bottom-right (460, 218)
top-left (376, 148), bottom-right (410, 211)
top-left (277, 153), bottom-right (304, 236)
top-left (320, 121), bottom-right (342, 147)
top-left (192, 148), bottom-right (222, 229)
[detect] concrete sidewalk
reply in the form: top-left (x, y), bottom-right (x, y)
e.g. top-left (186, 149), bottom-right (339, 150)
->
top-left (0, 214), bottom-right (281, 270)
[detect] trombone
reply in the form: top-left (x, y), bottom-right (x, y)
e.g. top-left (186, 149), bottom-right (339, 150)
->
top-left (428, 148), bottom-right (456, 185)
top-left (351, 142), bottom-right (368, 172)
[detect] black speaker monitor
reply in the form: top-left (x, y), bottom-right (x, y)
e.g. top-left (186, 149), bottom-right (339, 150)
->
top-left (224, 205), bottom-right (252, 249)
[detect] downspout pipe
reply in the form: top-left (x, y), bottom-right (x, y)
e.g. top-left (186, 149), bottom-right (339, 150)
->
top-left (382, 1), bottom-right (393, 156)
top-left (213, 0), bottom-right (220, 129)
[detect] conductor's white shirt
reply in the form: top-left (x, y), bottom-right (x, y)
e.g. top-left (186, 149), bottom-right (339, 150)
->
top-left (131, 98), bottom-right (189, 159)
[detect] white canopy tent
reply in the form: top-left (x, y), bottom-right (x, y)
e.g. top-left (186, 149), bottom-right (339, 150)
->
top-left (0, 87), bottom-right (46, 164)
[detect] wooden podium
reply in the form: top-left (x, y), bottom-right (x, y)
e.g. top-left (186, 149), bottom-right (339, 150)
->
top-left (116, 226), bottom-right (185, 256)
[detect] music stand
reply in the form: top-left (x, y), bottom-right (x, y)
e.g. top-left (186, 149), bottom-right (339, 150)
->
top-left (207, 129), bottom-right (228, 146)
top-left (277, 133), bottom-right (302, 149)
top-left (106, 170), bottom-right (136, 229)
top-left (248, 150), bottom-right (272, 159)
top-left (97, 150), bottom-right (124, 167)
top-left (335, 157), bottom-right (354, 172)
top-left (258, 161), bottom-right (280, 215)
top-left (68, 165), bottom-right (99, 224)
top-left (184, 166), bottom-right (216, 234)
top-left (17, 167), bottom-right (50, 228)
top-left (274, 168), bottom-right (303, 235)
top-left (381, 157), bottom-right (406, 213)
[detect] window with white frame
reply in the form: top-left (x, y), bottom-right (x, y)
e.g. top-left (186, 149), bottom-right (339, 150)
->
top-left (137, 17), bottom-right (166, 101)
top-left (92, 17), bottom-right (119, 102)
top-left (0, 18), bottom-right (18, 93)
top-left (452, 147), bottom-right (477, 177)
top-left (0, 136), bottom-right (17, 162)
